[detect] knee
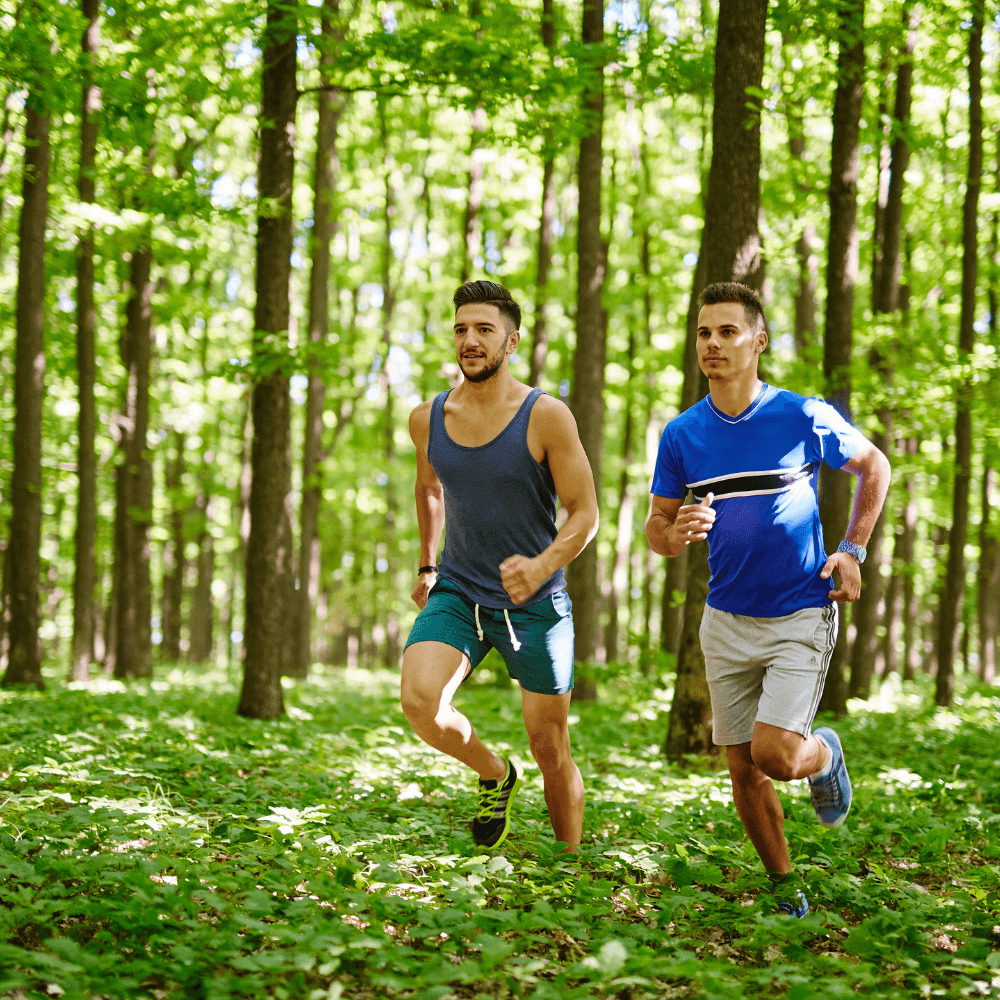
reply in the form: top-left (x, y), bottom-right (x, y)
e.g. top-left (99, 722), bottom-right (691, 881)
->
top-left (400, 682), bottom-right (438, 728)
top-left (527, 724), bottom-right (570, 774)
top-left (751, 744), bottom-right (797, 783)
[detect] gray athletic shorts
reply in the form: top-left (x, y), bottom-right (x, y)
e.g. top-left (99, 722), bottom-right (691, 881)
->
top-left (700, 604), bottom-right (838, 746)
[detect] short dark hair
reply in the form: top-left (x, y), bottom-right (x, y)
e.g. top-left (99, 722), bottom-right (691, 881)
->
top-left (453, 280), bottom-right (521, 333)
top-left (698, 281), bottom-right (766, 331)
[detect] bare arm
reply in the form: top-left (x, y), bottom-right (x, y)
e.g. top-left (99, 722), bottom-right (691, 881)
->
top-left (409, 402), bottom-right (444, 609)
top-left (500, 397), bottom-right (599, 605)
top-left (646, 492), bottom-right (716, 557)
top-left (820, 439), bottom-right (892, 602)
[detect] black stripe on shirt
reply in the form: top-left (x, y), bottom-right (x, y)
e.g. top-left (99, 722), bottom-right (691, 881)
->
top-left (689, 463), bottom-right (814, 501)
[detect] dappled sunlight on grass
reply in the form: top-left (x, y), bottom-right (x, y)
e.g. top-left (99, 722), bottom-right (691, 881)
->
top-left (1, 663), bottom-right (999, 998)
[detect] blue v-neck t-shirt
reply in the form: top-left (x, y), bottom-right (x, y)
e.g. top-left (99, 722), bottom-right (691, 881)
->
top-left (650, 384), bottom-right (867, 618)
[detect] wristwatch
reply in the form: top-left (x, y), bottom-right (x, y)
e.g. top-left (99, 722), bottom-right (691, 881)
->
top-left (837, 540), bottom-right (867, 564)
top-left (418, 565), bottom-right (437, 576)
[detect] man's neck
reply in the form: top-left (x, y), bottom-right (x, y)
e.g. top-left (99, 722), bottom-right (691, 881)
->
top-left (453, 369), bottom-right (522, 408)
top-left (707, 375), bottom-right (764, 417)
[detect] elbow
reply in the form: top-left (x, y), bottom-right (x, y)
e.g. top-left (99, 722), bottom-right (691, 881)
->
top-left (879, 448), bottom-right (892, 482)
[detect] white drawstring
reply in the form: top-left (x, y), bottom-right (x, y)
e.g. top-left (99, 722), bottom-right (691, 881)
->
top-left (474, 604), bottom-right (484, 641)
top-left (504, 609), bottom-right (522, 651)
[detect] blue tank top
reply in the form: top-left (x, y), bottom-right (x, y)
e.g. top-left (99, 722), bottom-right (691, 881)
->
top-left (428, 387), bottom-right (565, 609)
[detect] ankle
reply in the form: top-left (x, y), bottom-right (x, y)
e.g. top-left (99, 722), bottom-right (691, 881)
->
top-left (809, 735), bottom-right (832, 779)
top-left (479, 757), bottom-right (506, 783)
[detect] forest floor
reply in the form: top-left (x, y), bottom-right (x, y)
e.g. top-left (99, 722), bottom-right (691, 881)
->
top-left (1, 657), bottom-right (999, 1000)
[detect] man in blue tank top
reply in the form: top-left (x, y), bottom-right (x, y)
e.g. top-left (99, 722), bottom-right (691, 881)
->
top-left (646, 282), bottom-right (891, 915)
top-left (401, 280), bottom-right (600, 851)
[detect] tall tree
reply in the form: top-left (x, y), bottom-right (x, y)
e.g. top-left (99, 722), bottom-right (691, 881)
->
top-left (663, 0), bottom-right (767, 759)
top-left (566, 0), bottom-right (606, 700)
top-left (528, 0), bottom-right (557, 388)
top-left (781, 30), bottom-right (818, 355)
top-left (238, 0), bottom-right (298, 719)
top-left (294, 0), bottom-right (348, 678)
top-left (2, 98), bottom-right (50, 690)
top-left (70, 0), bottom-right (100, 682)
top-left (161, 430), bottom-right (185, 662)
top-left (936, 2), bottom-right (983, 707)
top-left (378, 96), bottom-right (400, 669)
top-left (816, 0), bottom-right (865, 716)
top-left (978, 462), bottom-right (999, 682)
top-left (114, 238), bottom-right (155, 680)
top-left (849, 2), bottom-right (917, 699)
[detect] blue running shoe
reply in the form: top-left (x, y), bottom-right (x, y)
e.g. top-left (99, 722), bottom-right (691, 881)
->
top-left (777, 890), bottom-right (810, 918)
top-left (808, 727), bottom-right (852, 828)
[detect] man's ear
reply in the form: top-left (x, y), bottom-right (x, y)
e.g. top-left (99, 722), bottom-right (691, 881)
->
top-left (756, 328), bottom-right (769, 354)
top-left (507, 329), bottom-right (521, 353)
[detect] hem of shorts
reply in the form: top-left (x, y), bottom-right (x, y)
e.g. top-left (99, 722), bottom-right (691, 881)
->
top-left (754, 713), bottom-right (812, 738)
top-left (713, 732), bottom-right (754, 747)
top-left (403, 632), bottom-right (473, 657)
top-left (517, 680), bottom-right (574, 696)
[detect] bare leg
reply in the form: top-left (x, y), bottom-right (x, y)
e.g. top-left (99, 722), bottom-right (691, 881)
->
top-left (749, 721), bottom-right (829, 782)
top-left (727, 721), bottom-right (832, 874)
top-left (726, 742), bottom-right (791, 875)
top-left (521, 689), bottom-right (584, 849)
top-left (400, 641), bottom-right (505, 781)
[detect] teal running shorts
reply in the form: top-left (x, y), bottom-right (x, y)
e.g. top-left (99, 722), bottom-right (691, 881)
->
top-left (404, 576), bottom-right (574, 695)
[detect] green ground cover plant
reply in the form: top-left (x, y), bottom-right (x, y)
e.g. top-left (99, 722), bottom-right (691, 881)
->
top-left (1, 663), bottom-right (999, 1000)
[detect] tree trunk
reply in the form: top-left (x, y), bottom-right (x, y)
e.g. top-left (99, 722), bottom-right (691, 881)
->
top-left (816, 0), bottom-right (865, 716)
top-left (567, 0), bottom-right (606, 702)
top-left (604, 314), bottom-right (636, 664)
top-left (936, 1), bottom-right (982, 707)
top-left (850, 4), bottom-right (919, 699)
top-left (188, 493), bottom-right (214, 664)
top-left (71, 0), bottom-right (100, 683)
top-left (870, 39), bottom-right (891, 305)
top-left (528, 0), bottom-right (557, 389)
top-left (781, 33), bottom-right (817, 355)
top-left (664, 0), bottom-right (766, 760)
top-left (977, 463), bottom-right (999, 683)
top-left (294, 0), bottom-right (348, 679)
top-left (899, 438), bottom-right (919, 680)
top-left (114, 243), bottom-right (154, 680)
top-left (161, 430), bottom-right (185, 662)
top-left (2, 101), bottom-right (49, 690)
top-left (378, 98), bottom-right (400, 669)
top-left (239, 0), bottom-right (298, 719)
top-left (873, 2), bottom-right (918, 315)
top-left (461, 104), bottom-right (486, 283)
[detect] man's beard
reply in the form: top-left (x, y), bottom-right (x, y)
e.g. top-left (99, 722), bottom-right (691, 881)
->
top-left (461, 334), bottom-right (511, 383)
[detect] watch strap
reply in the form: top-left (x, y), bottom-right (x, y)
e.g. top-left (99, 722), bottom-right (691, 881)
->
top-left (837, 540), bottom-right (867, 564)
top-left (418, 565), bottom-right (437, 575)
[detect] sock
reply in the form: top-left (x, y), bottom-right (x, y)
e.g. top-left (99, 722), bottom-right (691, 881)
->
top-left (810, 735), bottom-right (833, 780)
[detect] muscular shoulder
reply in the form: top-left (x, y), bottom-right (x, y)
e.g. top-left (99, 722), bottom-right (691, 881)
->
top-left (408, 399), bottom-right (434, 447)
top-left (529, 392), bottom-right (578, 441)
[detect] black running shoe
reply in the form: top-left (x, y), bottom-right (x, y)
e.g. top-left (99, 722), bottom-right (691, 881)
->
top-left (471, 759), bottom-right (522, 848)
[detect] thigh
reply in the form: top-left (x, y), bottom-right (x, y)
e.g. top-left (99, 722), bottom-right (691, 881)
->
top-left (700, 605), bottom-right (767, 747)
top-left (758, 605), bottom-right (838, 737)
top-left (401, 641), bottom-right (471, 706)
top-left (487, 589), bottom-right (575, 696)
top-left (404, 577), bottom-right (491, 674)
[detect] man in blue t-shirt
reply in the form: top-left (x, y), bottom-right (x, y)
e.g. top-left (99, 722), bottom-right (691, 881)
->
top-left (646, 282), bottom-right (891, 915)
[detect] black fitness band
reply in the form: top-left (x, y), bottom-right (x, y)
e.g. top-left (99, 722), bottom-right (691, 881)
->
top-left (418, 565), bottom-right (437, 575)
